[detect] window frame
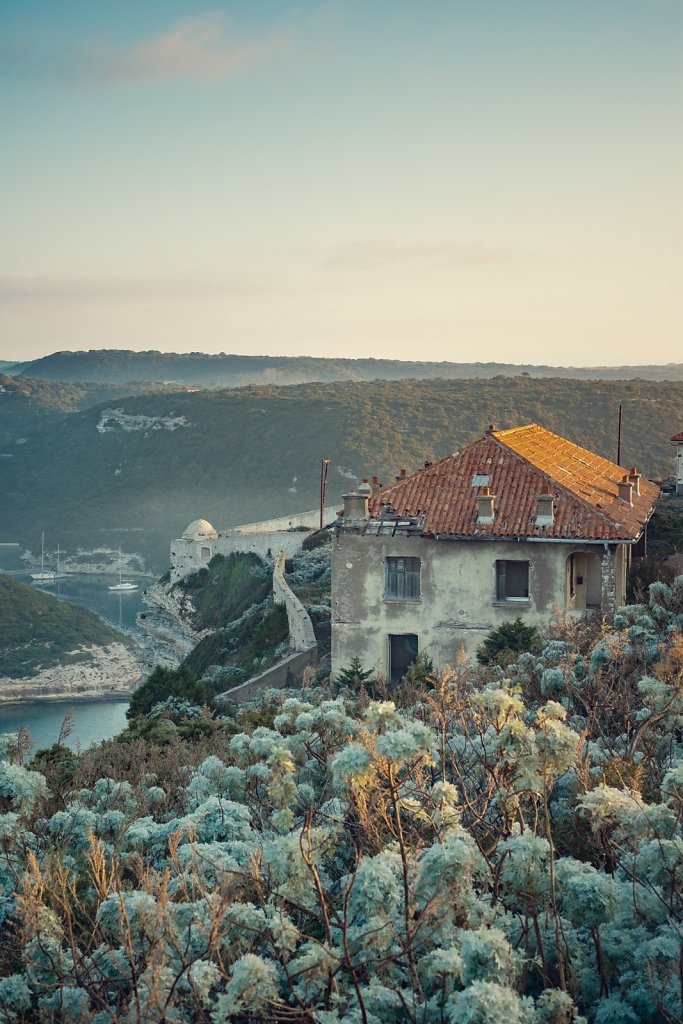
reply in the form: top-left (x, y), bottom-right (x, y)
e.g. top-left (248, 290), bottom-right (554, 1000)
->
top-left (384, 556), bottom-right (421, 601)
top-left (495, 559), bottom-right (531, 603)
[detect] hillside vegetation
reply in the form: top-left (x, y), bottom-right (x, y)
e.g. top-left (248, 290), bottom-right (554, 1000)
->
top-left (0, 376), bottom-right (680, 570)
top-left (8, 347), bottom-right (683, 384)
top-left (1, 575), bottom-right (683, 1021)
top-left (0, 575), bottom-right (121, 677)
top-left (182, 552), bottom-right (272, 630)
top-left (0, 373), bottom-right (175, 448)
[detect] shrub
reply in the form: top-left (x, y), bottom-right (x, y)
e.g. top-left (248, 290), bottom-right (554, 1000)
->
top-left (477, 618), bottom-right (540, 665)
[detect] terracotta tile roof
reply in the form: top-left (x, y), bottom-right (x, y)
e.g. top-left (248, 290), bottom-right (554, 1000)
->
top-left (671, 431), bottom-right (683, 443)
top-left (368, 423), bottom-right (659, 542)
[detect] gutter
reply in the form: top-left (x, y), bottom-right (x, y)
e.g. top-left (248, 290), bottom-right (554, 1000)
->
top-left (433, 534), bottom-right (638, 545)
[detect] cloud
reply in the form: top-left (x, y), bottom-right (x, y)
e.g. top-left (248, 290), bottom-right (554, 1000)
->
top-left (0, 274), bottom-right (266, 301)
top-left (324, 238), bottom-right (511, 271)
top-left (0, 12), bottom-right (287, 87)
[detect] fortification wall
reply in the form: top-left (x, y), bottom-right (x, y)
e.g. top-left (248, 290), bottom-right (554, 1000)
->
top-left (232, 511), bottom-right (321, 534)
top-left (212, 549), bottom-right (318, 705)
top-left (273, 550), bottom-right (317, 651)
top-left (169, 510), bottom-right (319, 583)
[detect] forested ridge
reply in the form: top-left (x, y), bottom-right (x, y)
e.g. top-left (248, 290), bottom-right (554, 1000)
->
top-left (1, 376), bottom-right (681, 571)
top-left (8, 348), bottom-right (683, 385)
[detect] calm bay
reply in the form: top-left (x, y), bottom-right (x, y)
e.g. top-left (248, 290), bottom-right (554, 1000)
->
top-left (0, 543), bottom-right (148, 751)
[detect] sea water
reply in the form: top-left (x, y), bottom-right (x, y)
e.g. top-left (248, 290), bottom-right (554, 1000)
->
top-left (0, 543), bottom-right (147, 751)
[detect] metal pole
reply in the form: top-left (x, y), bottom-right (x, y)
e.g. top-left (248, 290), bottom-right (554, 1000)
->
top-left (617, 403), bottom-right (622, 465)
top-left (320, 459), bottom-right (330, 529)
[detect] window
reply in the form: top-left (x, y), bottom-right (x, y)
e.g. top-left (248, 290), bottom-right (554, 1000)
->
top-left (495, 560), bottom-right (529, 601)
top-left (385, 557), bottom-right (421, 600)
top-left (389, 634), bottom-right (419, 685)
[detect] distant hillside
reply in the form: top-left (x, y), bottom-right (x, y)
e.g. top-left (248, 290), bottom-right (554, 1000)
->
top-left (13, 348), bottom-right (683, 386)
top-left (0, 377), bottom-right (680, 572)
top-left (0, 374), bottom-right (176, 447)
top-left (0, 575), bottom-right (121, 677)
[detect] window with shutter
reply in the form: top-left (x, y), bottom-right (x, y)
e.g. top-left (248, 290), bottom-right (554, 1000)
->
top-left (385, 557), bottom-right (421, 600)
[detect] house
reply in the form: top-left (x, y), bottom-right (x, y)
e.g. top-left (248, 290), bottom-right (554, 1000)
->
top-left (331, 423), bottom-right (659, 681)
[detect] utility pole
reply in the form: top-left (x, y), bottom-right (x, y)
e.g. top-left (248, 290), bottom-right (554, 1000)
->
top-left (617, 403), bottom-right (623, 465)
top-left (320, 459), bottom-right (330, 530)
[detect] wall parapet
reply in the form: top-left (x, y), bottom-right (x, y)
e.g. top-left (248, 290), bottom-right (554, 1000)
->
top-left (214, 647), bottom-right (317, 705)
top-left (273, 550), bottom-right (317, 651)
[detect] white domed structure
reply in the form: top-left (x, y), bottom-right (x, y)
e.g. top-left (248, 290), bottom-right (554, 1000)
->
top-left (182, 519), bottom-right (219, 541)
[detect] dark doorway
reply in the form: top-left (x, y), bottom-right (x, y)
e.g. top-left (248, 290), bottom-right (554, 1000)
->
top-left (389, 633), bottom-right (419, 685)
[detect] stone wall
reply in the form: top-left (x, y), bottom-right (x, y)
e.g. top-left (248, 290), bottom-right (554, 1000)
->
top-left (214, 648), bottom-right (318, 705)
top-left (212, 548), bottom-right (319, 705)
top-left (273, 550), bottom-right (317, 652)
top-left (170, 510), bottom-right (320, 583)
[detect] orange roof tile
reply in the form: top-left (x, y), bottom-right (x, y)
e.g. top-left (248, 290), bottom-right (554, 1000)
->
top-left (368, 423), bottom-right (659, 542)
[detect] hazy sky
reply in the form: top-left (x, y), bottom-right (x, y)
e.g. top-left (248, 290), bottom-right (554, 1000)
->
top-left (1, 1), bottom-right (681, 365)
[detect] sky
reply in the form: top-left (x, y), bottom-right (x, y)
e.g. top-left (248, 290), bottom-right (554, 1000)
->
top-left (1, 0), bottom-right (681, 366)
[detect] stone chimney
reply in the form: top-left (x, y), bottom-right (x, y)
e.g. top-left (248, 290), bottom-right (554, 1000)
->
top-left (535, 492), bottom-right (555, 527)
top-left (342, 491), bottom-right (369, 521)
top-left (475, 486), bottom-right (496, 524)
top-left (370, 475), bottom-right (381, 494)
top-left (628, 468), bottom-right (641, 496)
top-left (618, 475), bottom-right (633, 505)
top-left (357, 479), bottom-right (372, 498)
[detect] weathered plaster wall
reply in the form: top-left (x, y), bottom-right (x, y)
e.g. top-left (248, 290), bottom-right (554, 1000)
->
top-left (675, 443), bottom-right (683, 495)
top-left (331, 531), bottom-right (622, 677)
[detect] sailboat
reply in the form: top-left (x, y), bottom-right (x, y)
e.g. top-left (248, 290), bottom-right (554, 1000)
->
top-left (53, 544), bottom-right (68, 580)
top-left (108, 548), bottom-right (138, 591)
top-left (31, 533), bottom-right (56, 582)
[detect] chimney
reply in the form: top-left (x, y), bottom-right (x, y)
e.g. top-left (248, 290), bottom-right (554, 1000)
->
top-left (628, 468), bottom-right (641, 496)
top-left (475, 486), bottom-right (496, 524)
top-left (535, 492), bottom-right (555, 526)
top-left (342, 491), bottom-right (369, 521)
top-left (618, 475), bottom-right (633, 505)
top-left (395, 468), bottom-right (407, 482)
top-left (357, 479), bottom-right (372, 497)
top-left (371, 475), bottom-right (380, 494)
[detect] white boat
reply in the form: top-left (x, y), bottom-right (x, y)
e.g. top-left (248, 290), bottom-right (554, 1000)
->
top-left (53, 544), bottom-right (68, 580)
top-left (108, 548), bottom-right (138, 591)
top-left (31, 533), bottom-right (56, 582)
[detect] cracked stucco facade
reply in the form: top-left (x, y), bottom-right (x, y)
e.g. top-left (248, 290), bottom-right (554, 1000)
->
top-left (331, 528), bottom-right (630, 678)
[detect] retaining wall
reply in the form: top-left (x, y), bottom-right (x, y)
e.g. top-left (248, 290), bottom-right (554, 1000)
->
top-left (273, 550), bottom-right (317, 651)
top-left (215, 647), bottom-right (317, 705)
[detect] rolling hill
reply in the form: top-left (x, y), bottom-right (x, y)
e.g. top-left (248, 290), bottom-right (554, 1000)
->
top-left (0, 377), bottom-right (680, 572)
top-left (7, 349), bottom-right (683, 386)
